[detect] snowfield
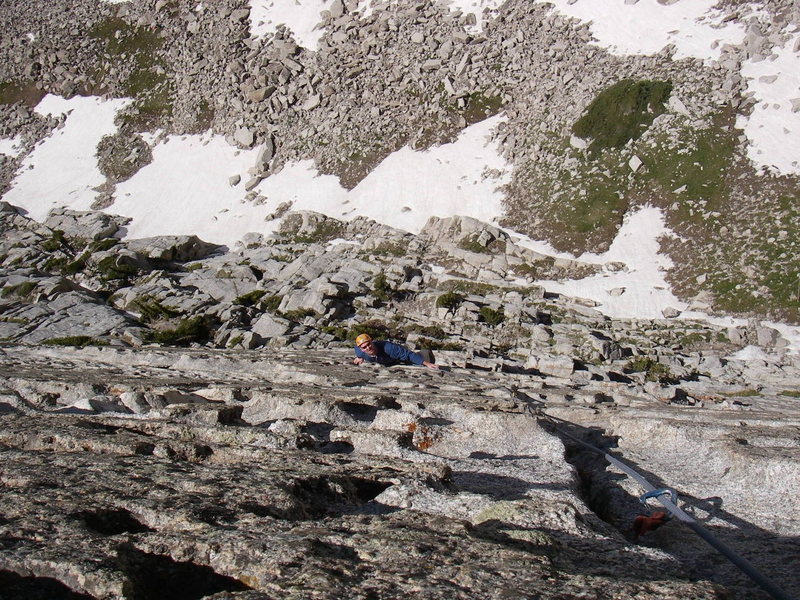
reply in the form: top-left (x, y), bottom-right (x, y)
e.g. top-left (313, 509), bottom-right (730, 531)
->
top-left (2, 95), bottom-right (131, 221)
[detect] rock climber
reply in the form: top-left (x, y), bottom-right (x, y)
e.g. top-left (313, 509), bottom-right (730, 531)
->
top-left (352, 333), bottom-right (439, 369)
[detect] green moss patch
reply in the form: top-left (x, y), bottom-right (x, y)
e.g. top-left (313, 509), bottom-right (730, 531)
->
top-left (144, 316), bottom-right (213, 346)
top-left (625, 357), bottom-right (673, 383)
top-left (0, 80), bottom-right (46, 107)
top-left (1, 281), bottom-right (37, 299)
top-left (348, 320), bottom-right (407, 343)
top-left (131, 295), bottom-right (180, 323)
top-left (727, 388), bottom-right (761, 397)
top-left (371, 273), bottom-right (393, 302)
top-left (42, 336), bottom-right (108, 348)
top-left (458, 91), bottom-right (504, 126)
top-left (436, 292), bottom-right (464, 311)
top-left (479, 306), bottom-right (505, 326)
top-left (573, 79), bottom-right (672, 154)
top-left (90, 17), bottom-right (173, 131)
top-left (96, 256), bottom-right (138, 281)
top-left (234, 290), bottom-right (267, 307)
top-left (280, 308), bottom-right (317, 322)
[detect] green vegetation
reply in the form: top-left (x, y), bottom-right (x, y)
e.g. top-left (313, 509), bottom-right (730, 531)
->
top-left (458, 235), bottom-right (490, 254)
top-left (64, 254), bottom-right (90, 275)
top-left (281, 308), bottom-right (317, 322)
top-left (677, 331), bottom-right (711, 348)
top-left (318, 324), bottom-right (349, 342)
top-left (261, 295), bottom-right (283, 313)
top-left (450, 91), bottom-right (504, 126)
top-left (436, 291), bottom-right (465, 311)
top-left (185, 263), bottom-right (204, 271)
top-left (96, 255), bottom-right (138, 281)
top-left (779, 390), bottom-right (800, 398)
top-left (90, 17), bottom-right (173, 130)
top-left (234, 290), bottom-right (267, 307)
top-left (639, 117), bottom-right (736, 218)
top-left (510, 259), bottom-right (555, 279)
top-left (192, 99), bottom-right (215, 132)
top-left (371, 273), bottom-right (393, 302)
top-left (41, 230), bottom-right (68, 252)
top-left (40, 236), bottom-right (122, 277)
top-left (572, 79), bottom-right (672, 154)
top-left (407, 324), bottom-right (447, 339)
top-left (479, 306), bottom-right (505, 326)
top-left (144, 316), bottom-right (212, 346)
top-left (370, 241), bottom-right (408, 257)
top-left (1, 281), bottom-right (36, 299)
top-left (281, 215), bottom-right (344, 244)
top-left (131, 295), bottom-right (179, 323)
top-left (0, 316), bottom-right (28, 324)
top-left (440, 280), bottom-right (499, 295)
top-left (414, 337), bottom-right (465, 352)
top-left (90, 239), bottom-right (120, 253)
top-left (625, 357), bottom-right (673, 382)
top-left (508, 81), bottom-right (800, 321)
top-left (348, 320), bottom-right (407, 343)
top-left (42, 336), bottom-right (108, 348)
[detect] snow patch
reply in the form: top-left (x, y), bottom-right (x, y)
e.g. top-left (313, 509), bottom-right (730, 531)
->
top-left (247, 0), bottom-right (506, 49)
top-left (248, 0), bottom-right (329, 50)
top-left (539, 0), bottom-right (747, 62)
top-left (445, 0), bottom-right (504, 33)
top-left (110, 132), bottom-right (270, 245)
top-left (3, 95), bottom-right (131, 221)
top-left (736, 31), bottom-right (800, 175)
top-left (0, 135), bottom-right (24, 158)
top-left (108, 113), bottom-right (510, 246)
top-left (537, 206), bottom-right (687, 320)
top-left (728, 345), bottom-right (772, 361)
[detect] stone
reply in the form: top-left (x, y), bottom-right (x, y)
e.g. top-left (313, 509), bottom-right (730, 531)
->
top-left (127, 236), bottom-right (221, 262)
top-left (251, 312), bottom-right (290, 339)
top-left (44, 208), bottom-right (128, 241)
top-left (329, 0), bottom-right (345, 19)
top-left (255, 137), bottom-right (275, 172)
top-left (756, 326), bottom-right (780, 347)
top-left (245, 176), bottom-right (263, 191)
top-left (19, 292), bottom-right (134, 344)
top-left (234, 127), bottom-right (254, 147)
top-left (301, 94), bottom-right (321, 111)
top-left (526, 354), bottom-right (575, 378)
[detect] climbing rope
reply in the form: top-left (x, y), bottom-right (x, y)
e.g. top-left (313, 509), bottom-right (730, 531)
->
top-left (438, 366), bottom-right (796, 600)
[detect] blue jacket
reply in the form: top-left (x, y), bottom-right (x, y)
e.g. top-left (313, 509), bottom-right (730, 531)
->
top-left (354, 340), bottom-right (424, 366)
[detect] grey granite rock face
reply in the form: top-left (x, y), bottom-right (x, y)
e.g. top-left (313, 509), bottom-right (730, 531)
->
top-left (3, 344), bottom-right (776, 599)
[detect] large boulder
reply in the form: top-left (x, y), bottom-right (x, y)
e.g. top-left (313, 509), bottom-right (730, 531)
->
top-left (19, 291), bottom-right (135, 344)
top-left (44, 208), bottom-right (129, 241)
top-left (421, 215), bottom-right (510, 252)
top-left (126, 235), bottom-right (222, 262)
top-left (279, 276), bottom-right (345, 316)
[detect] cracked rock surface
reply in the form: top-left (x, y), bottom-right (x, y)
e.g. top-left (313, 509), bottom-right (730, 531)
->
top-left (1, 345), bottom-right (798, 599)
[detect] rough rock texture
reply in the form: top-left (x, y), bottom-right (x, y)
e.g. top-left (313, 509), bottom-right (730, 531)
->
top-left (0, 1), bottom-right (799, 594)
top-left (0, 344), bottom-right (798, 599)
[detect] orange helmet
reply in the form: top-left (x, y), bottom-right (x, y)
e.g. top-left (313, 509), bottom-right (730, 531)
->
top-left (355, 333), bottom-right (372, 346)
